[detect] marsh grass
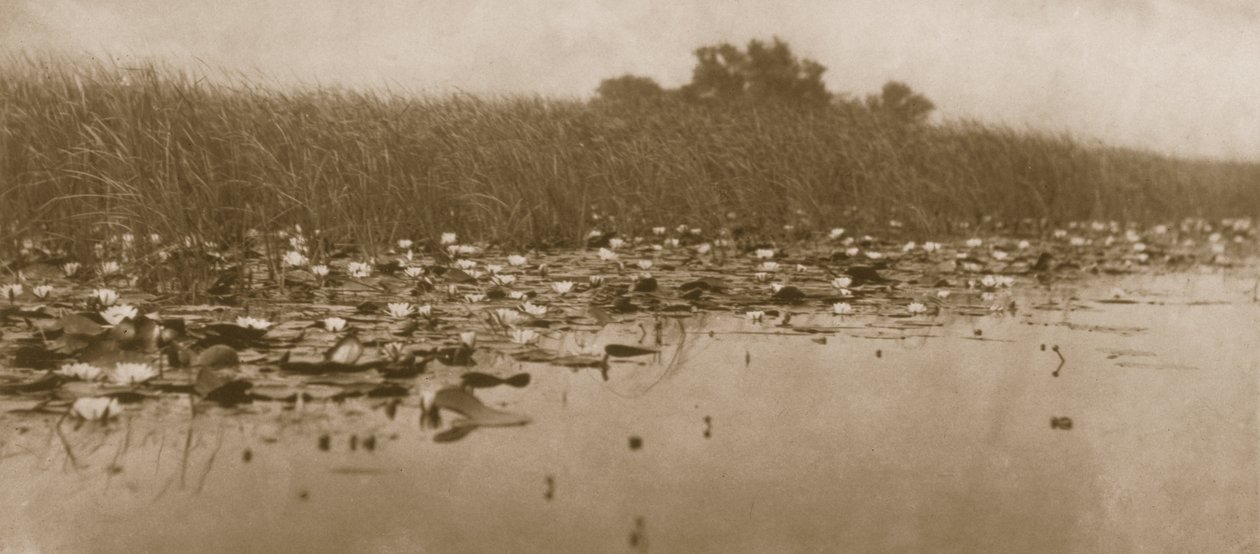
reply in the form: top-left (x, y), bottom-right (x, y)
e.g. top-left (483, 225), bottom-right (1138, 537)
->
top-left (2, 56), bottom-right (1258, 253)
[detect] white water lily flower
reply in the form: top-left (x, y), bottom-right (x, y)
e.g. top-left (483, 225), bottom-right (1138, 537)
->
top-left (991, 250), bottom-right (1009, 261)
top-left (310, 264), bottom-right (330, 278)
top-left (1053, 229), bottom-right (1068, 238)
top-left (62, 262), bottom-right (81, 277)
top-left (282, 250), bottom-right (308, 268)
top-left (1069, 236), bottom-right (1087, 246)
top-left (323, 317), bottom-right (347, 332)
top-left (495, 308), bottom-right (524, 327)
top-left (1133, 242), bottom-right (1147, 252)
top-left (996, 276), bottom-right (1015, 288)
top-left (665, 238), bottom-right (681, 248)
top-left (1, 284), bottom-right (21, 302)
top-left (99, 261), bottom-right (121, 276)
top-left (1017, 240), bottom-right (1031, 250)
top-left (550, 281), bottom-right (575, 295)
top-left (459, 331), bottom-right (477, 348)
top-left (385, 303), bottom-right (415, 318)
top-left (347, 262), bottom-right (373, 279)
top-left (508, 290), bottom-right (527, 300)
top-left (454, 259), bottom-right (477, 270)
top-left (758, 261), bottom-right (779, 272)
top-left (464, 293), bottom-right (486, 303)
top-left (695, 243), bottom-right (712, 255)
top-left (836, 288), bottom-right (854, 298)
top-left (830, 277), bottom-right (853, 289)
top-left (845, 247), bottom-right (860, 257)
top-left (403, 266), bottom-right (426, 279)
top-left (980, 275), bottom-right (999, 289)
top-left (936, 290), bottom-right (952, 300)
top-left (689, 227), bottom-right (702, 235)
top-left (922, 242), bottom-right (941, 253)
top-left (441, 232), bottom-right (458, 245)
top-left (380, 342), bottom-right (407, 362)
top-left (608, 238), bottom-right (625, 250)
top-left (637, 260), bottom-right (654, 270)
top-left (507, 255), bottom-right (528, 266)
top-left (484, 264), bottom-right (503, 275)
top-left (588, 275), bottom-right (605, 286)
top-left (109, 362), bottom-right (158, 385)
top-left (101, 304), bottom-right (139, 325)
top-left (754, 248), bottom-right (775, 259)
top-left (902, 242), bottom-right (917, 252)
top-left (397, 239), bottom-right (414, 250)
top-left (652, 226), bottom-right (667, 236)
top-left (597, 248), bottom-right (618, 261)
top-left (72, 397), bottom-right (122, 421)
top-left (510, 328), bottom-right (540, 345)
top-left (981, 292), bottom-right (997, 302)
top-left (745, 310), bottom-right (765, 322)
top-left (832, 303), bottom-right (854, 315)
top-left (769, 283), bottom-right (785, 293)
top-left (965, 238), bottom-right (982, 248)
top-left (59, 362), bottom-right (104, 381)
top-left (91, 288), bottom-right (119, 307)
top-left (907, 302), bottom-right (929, 315)
top-left (586, 229), bottom-right (604, 240)
top-left (865, 251), bottom-right (884, 260)
top-left (457, 244), bottom-right (481, 256)
top-left (520, 302), bottom-right (548, 317)
top-left (829, 228), bottom-right (845, 239)
top-left (416, 304), bottom-right (433, 318)
top-left (753, 272), bottom-right (770, 282)
top-left (235, 316), bottom-right (272, 330)
top-left (492, 274), bottom-right (517, 287)
top-left (32, 285), bottom-right (53, 299)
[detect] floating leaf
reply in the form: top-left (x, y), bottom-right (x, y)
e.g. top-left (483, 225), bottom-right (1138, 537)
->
top-left (460, 372), bottom-right (531, 389)
top-left (432, 387), bottom-right (530, 427)
top-left (604, 344), bottom-right (658, 358)
top-left (194, 345), bottom-right (240, 368)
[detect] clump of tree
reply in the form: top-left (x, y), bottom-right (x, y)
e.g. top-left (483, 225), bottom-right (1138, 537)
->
top-left (594, 36), bottom-right (935, 123)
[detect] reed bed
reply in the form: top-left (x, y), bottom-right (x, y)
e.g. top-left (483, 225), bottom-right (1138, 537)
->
top-left (2, 57), bottom-right (1257, 252)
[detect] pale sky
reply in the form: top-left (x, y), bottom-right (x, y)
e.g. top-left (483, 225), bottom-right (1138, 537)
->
top-left (3, 0), bottom-right (1259, 160)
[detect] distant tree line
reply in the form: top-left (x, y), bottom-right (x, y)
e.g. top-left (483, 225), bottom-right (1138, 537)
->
top-left (596, 37), bottom-right (934, 125)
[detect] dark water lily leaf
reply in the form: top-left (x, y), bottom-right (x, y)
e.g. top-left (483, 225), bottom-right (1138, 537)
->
top-left (82, 349), bottom-right (152, 368)
top-left (194, 345), bottom-right (240, 368)
top-left (199, 323), bottom-right (268, 349)
top-left (604, 344), bottom-right (658, 358)
top-left (847, 266), bottom-right (888, 285)
top-left (433, 424), bottom-right (478, 443)
top-left (679, 277), bottom-right (727, 293)
top-left (12, 345), bottom-right (72, 369)
top-left (61, 313), bottom-right (105, 336)
top-left (0, 372), bottom-right (63, 394)
top-left (771, 286), bottom-right (807, 302)
top-left (461, 372), bottom-right (531, 389)
top-left (432, 387), bottom-right (531, 427)
top-left (444, 268), bottom-right (478, 283)
top-left (194, 367), bottom-right (253, 405)
top-left (551, 354), bottom-right (608, 369)
top-left (633, 277), bottom-right (658, 293)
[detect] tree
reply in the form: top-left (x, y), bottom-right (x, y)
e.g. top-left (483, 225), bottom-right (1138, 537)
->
top-left (595, 74), bottom-right (665, 104)
top-left (865, 81), bottom-right (935, 124)
top-left (679, 37), bottom-right (831, 106)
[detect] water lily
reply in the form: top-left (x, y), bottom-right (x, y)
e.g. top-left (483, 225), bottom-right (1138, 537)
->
top-left (758, 261), bottom-right (779, 272)
top-left (508, 290), bottom-right (527, 300)
top-left (753, 272), bottom-right (770, 282)
top-left (235, 316), bottom-right (272, 330)
top-left (29, 285), bottom-right (52, 299)
top-left (902, 242), bottom-right (917, 252)
top-left (936, 290), bottom-right (952, 300)
top-left (965, 238), bottom-right (982, 249)
top-left (454, 259), bottom-right (477, 270)
top-left (323, 317), bottom-right (347, 332)
top-left (637, 260), bottom-right (654, 270)
top-left (830, 277), bottom-right (853, 289)
top-left (1, 284), bottom-right (21, 303)
top-left (835, 288), bottom-right (854, 298)
top-left (991, 250), bottom-right (1009, 261)
top-left (282, 250), bottom-right (308, 268)
top-left (484, 264), bottom-right (503, 275)
top-left (597, 248), bottom-right (618, 261)
top-left (510, 328), bottom-right (540, 345)
top-left (1069, 236), bottom-right (1087, 246)
top-left (72, 397), bottom-right (122, 421)
top-left (907, 302), bottom-right (928, 315)
top-left (492, 274), bottom-right (517, 287)
top-left (397, 239), bottom-right (414, 250)
top-left (832, 303), bottom-right (854, 315)
top-left (588, 275), bottom-right (605, 286)
top-left (507, 255), bottom-right (528, 266)
top-left (829, 228), bottom-right (845, 239)
top-left (441, 232), bottom-right (458, 245)
top-left (109, 362), bottom-right (158, 385)
top-left (695, 243), bottom-right (712, 255)
top-left (551, 281), bottom-right (575, 295)
top-left (865, 251), bottom-right (884, 260)
top-left (979, 275), bottom-right (999, 289)
top-left (520, 302), bottom-right (548, 317)
top-left (844, 247), bottom-right (860, 257)
top-left (381, 341), bottom-right (407, 362)
top-left (664, 238), bottom-right (681, 248)
top-left (91, 288), bottom-right (119, 307)
top-left (403, 266), bottom-right (426, 279)
top-left (495, 308), bottom-right (524, 327)
top-left (416, 304), bottom-right (433, 318)
top-left (1017, 240), bottom-right (1031, 250)
top-left (745, 310), bottom-right (765, 322)
top-left (922, 242), bottom-right (941, 253)
top-left (608, 238), bottom-right (625, 249)
top-left (59, 362), bottom-right (104, 381)
top-left (99, 261), bottom-right (121, 276)
top-left (459, 331), bottom-right (477, 348)
top-left (652, 226), bottom-right (666, 236)
top-left (310, 264), bottom-right (330, 278)
top-left (754, 248), bottom-right (775, 259)
top-left (458, 247), bottom-right (482, 256)
top-left (62, 262), bottom-right (81, 277)
top-left (101, 305), bottom-right (139, 325)
top-left (385, 302), bottom-right (415, 318)
top-left (769, 283), bottom-right (785, 293)
top-left (347, 262), bottom-right (373, 279)
top-left (464, 293), bottom-right (486, 303)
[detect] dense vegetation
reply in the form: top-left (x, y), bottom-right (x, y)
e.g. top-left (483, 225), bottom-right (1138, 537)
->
top-left (2, 55), bottom-right (1257, 254)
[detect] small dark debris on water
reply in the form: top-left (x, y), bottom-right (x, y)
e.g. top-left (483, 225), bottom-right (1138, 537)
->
top-left (703, 416), bottom-right (712, 439)
top-left (350, 435), bottom-right (358, 451)
top-left (876, 349), bottom-right (882, 359)
top-left (318, 434), bottom-right (331, 451)
top-left (298, 489), bottom-right (310, 501)
top-left (973, 329), bottom-right (983, 337)
top-left (1051, 345), bottom-right (1066, 377)
top-left (1040, 344), bottom-right (1046, 351)
top-left (630, 517), bottom-right (648, 550)
top-left (242, 448), bottom-right (253, 463)
top-left (363, 435), bottom-right (376, 451)
top-left (545, 475), bottom-right (556, 501)
top-left (628, 436), bottom-right (643, 450)
top-left (1051, 417), bottom-right (1073, 430)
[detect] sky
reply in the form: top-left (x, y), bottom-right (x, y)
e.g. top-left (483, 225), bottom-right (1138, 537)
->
top-left (3, 0), bottom-right (1259, 161)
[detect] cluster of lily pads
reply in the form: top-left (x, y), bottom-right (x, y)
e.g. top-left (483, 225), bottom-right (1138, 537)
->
top-left (0, 216), bottom-right (1254, 434)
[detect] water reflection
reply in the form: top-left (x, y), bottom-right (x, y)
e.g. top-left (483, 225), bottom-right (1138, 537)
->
top-left (2, 271), bottom-right (1258, 552)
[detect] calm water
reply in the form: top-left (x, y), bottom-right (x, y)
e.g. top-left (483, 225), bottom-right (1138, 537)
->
top-left (3, 271), bottom-right (1258, 553)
